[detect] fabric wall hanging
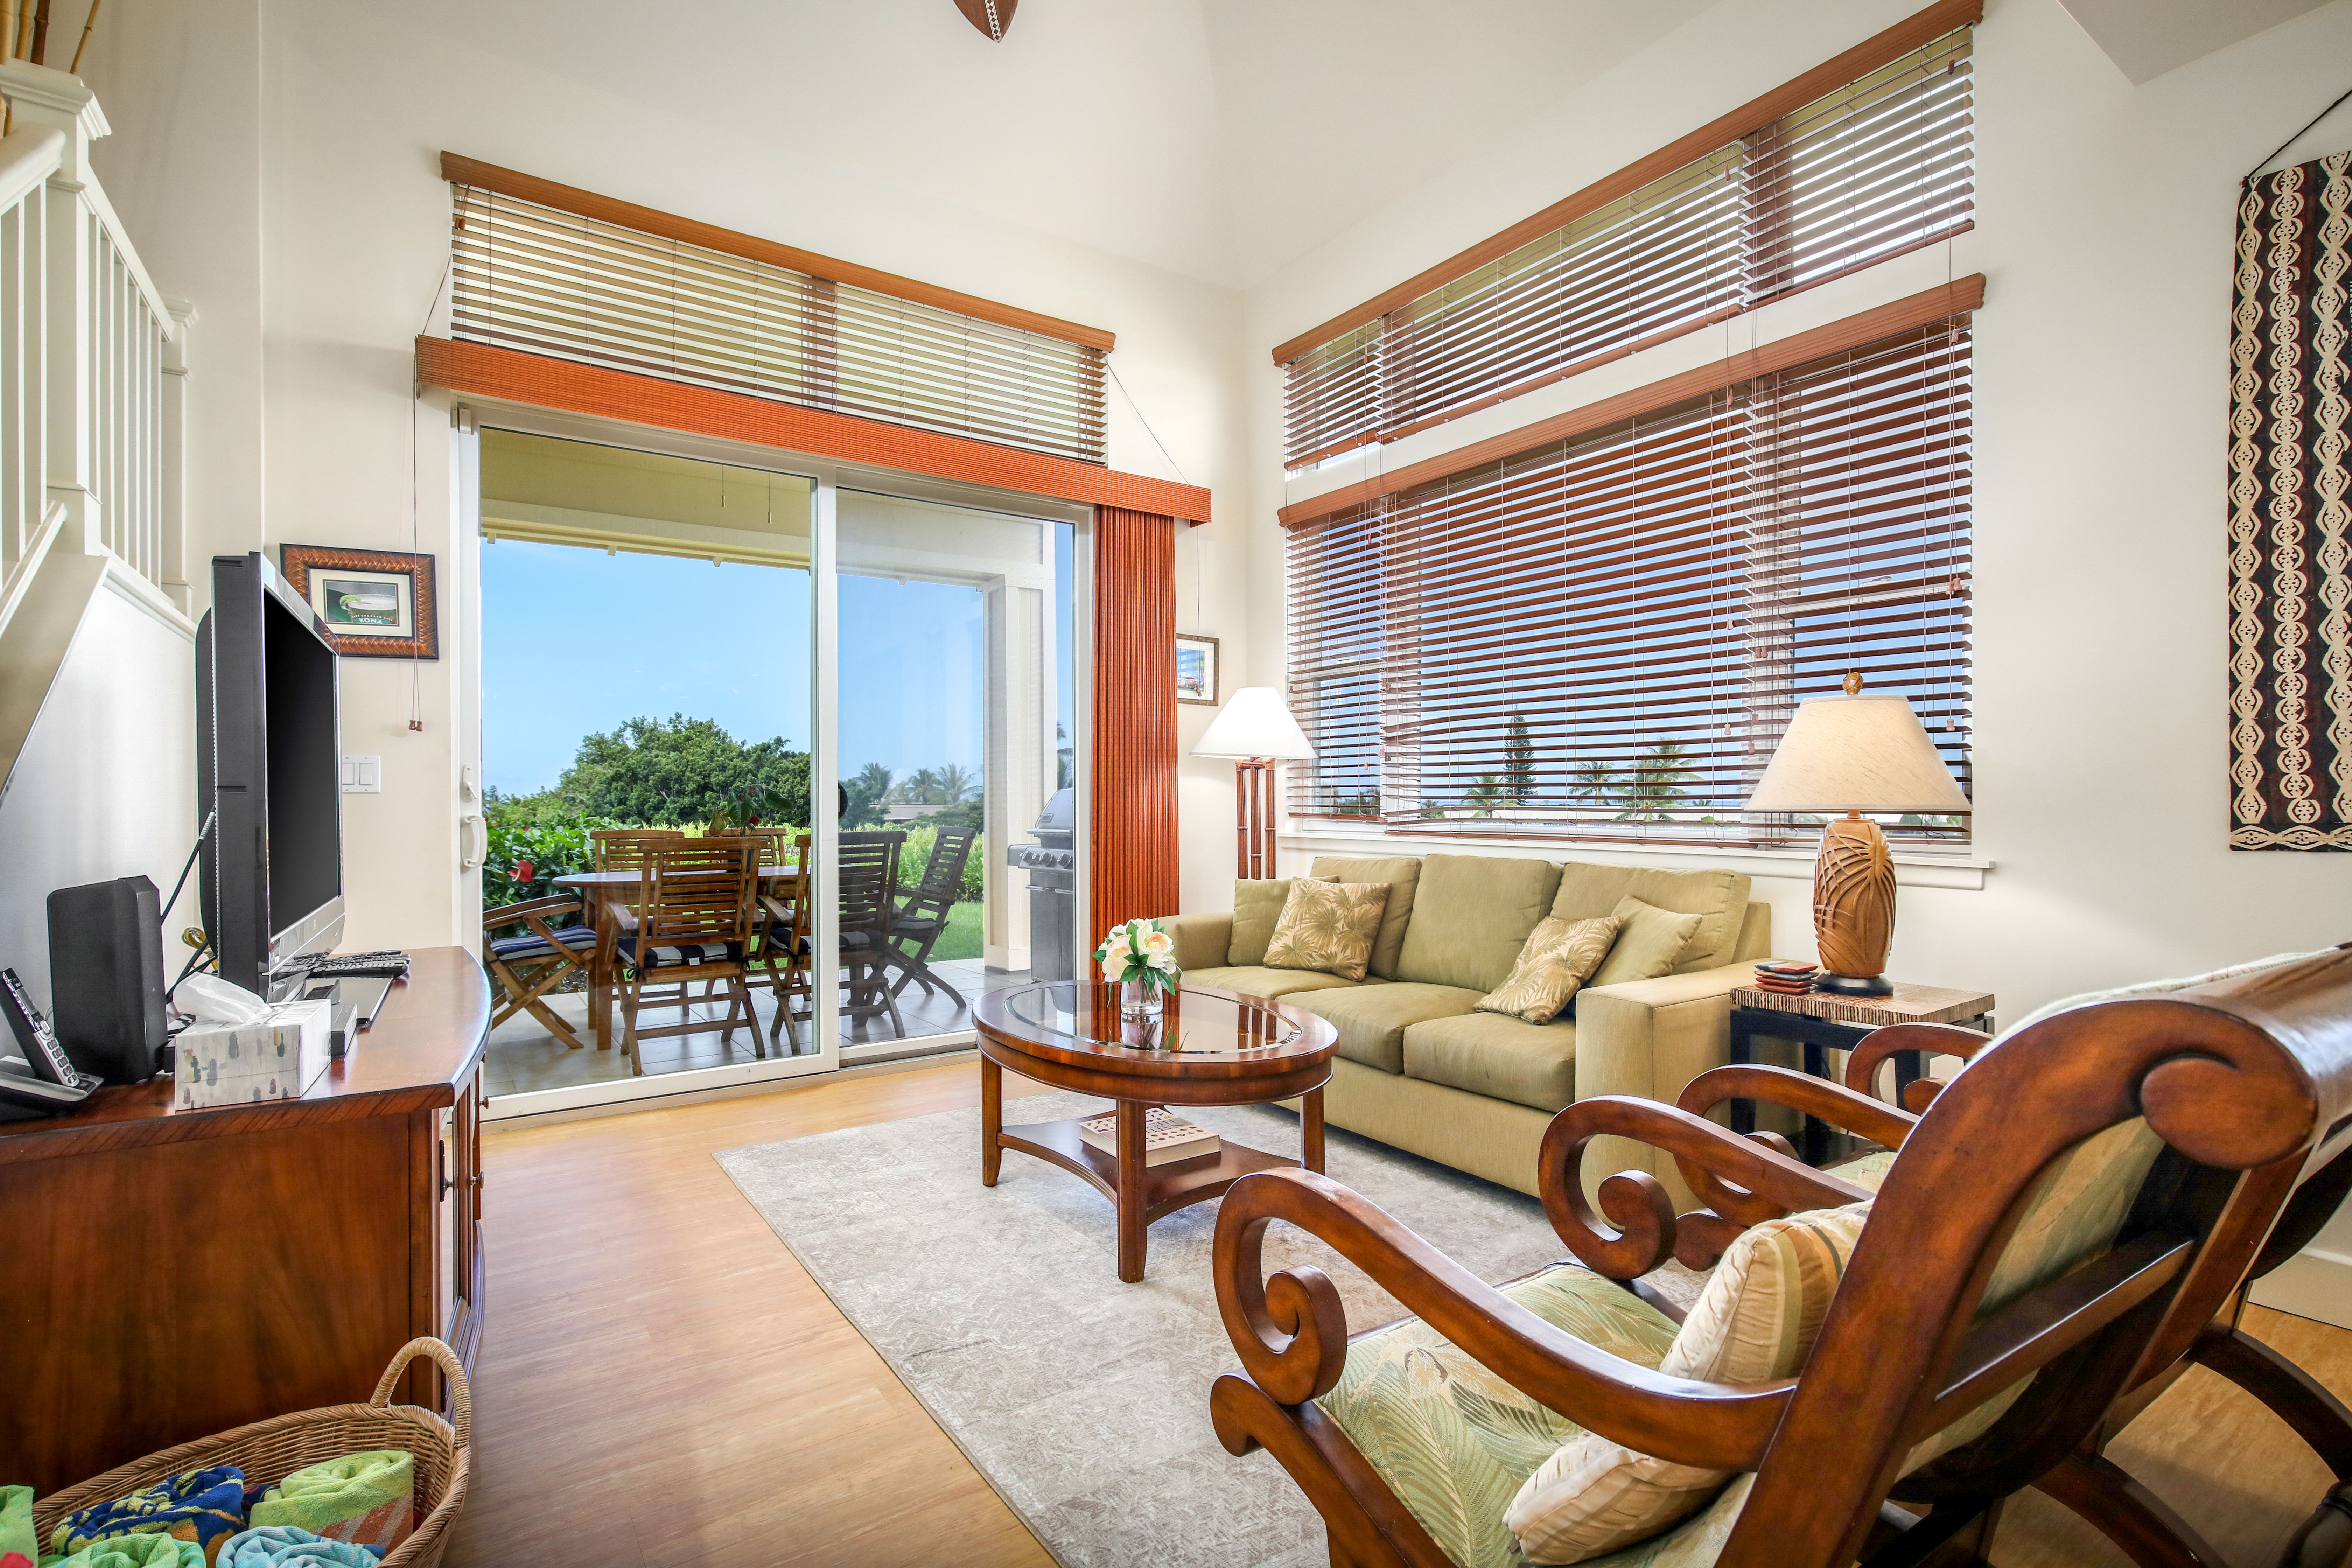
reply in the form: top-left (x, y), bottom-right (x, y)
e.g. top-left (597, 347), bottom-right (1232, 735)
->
top-left (2230, 149), bottom-right (2352, 850)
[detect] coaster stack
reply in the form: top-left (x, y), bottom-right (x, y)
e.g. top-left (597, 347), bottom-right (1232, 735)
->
top-left (1752, 960), bottom-right (1818, 996)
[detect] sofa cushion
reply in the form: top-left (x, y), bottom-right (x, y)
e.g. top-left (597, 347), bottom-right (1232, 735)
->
top-left (1477, 915), bottom-right (1620, 1025)
top-left (1265, 880), bottom-right (1391, 982)
top-left (1227, 879), bottom-right (1294, 966)
top-left (1296, 982), bottom-right (1484, 1074)
top-left (1308, 855), bottom-right (1423, 980)
top-left (1588, 897), bottom-right (1706, 990)
top-left (1551, 863), bottom-right (1753, 975)
top-left (1394, 853), bottom-right (1564, 992)
top-left (1183, 965), bottom-right (1367, 1001)
top-left (1404, 1010), bottom-right (1578, 1112)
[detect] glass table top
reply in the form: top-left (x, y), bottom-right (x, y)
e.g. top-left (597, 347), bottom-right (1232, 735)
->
top-left (995, 982), bottom-right (1306, 1055)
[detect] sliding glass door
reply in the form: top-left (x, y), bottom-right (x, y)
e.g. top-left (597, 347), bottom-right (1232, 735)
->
top-left (463, 408), bottom-right (1084, 1115)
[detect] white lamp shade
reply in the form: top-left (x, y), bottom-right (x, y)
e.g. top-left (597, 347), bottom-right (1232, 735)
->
top-left (1746, 693), bottom-right (1971, 815)
top-left (1192, 687), bottom-right (1315, 761)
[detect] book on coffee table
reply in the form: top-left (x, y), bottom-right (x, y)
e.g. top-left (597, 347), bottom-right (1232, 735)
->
top-left (1078, 1107), bottom-right (1221, 1166)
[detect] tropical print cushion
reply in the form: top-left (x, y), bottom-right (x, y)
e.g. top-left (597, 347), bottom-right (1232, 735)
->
top-left (1316, 1265), bottom-right (1680, 1568)
top-left (1264, 879), bottom-right (1391, 982)
top-left (1478, 916), bottom-right (1621, 1025)
top-left (1507, 1204), bottom-right (1870, 1563)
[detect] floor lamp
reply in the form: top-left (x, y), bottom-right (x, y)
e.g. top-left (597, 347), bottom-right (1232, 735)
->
top-left (1192, 688), bottom-right (1315, 881)
top-left (1746, 674), bottom-right (1972, 996)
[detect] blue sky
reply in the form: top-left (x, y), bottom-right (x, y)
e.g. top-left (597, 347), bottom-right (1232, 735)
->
top-left (482, 541), bottom-right (991, 795)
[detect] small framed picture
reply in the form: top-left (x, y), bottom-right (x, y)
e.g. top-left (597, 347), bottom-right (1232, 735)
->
top-left (278, 546), bottom-right (439, 660)
top-left (1176, 634), bottom-right (1220, 707)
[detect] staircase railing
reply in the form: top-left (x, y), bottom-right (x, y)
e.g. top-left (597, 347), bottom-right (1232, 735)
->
top-left (0, 59), bottom-right (190, 623)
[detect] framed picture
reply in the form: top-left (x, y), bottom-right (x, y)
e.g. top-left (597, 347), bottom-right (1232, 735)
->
top-left (278, 545), bottom-right (439, 660)
top-left (1176, 634), bottom-right (1219, 707)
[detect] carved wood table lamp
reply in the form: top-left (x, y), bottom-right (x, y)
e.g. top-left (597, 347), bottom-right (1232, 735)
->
top-left (1191, 687), bottom-right (1316, 881)
top-left (1746, 673), bottom-right (1972, 996)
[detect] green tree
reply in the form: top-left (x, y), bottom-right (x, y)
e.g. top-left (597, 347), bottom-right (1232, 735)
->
top-left (1504, 713), bottom-right (1535, 805)
top-left (845, 763), bottom-right (893, 829)
top-left (1569, 757), bottom-right (1616, 805)
top-left (1614, 741), bottom-right (1699, 822)
top-left (1463, 773), bottom-right (1509, 817)
top-left (557, 714), bottom-right (807, 826)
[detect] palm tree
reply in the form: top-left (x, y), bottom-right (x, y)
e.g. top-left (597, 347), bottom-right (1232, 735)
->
top-left (1462, 773), bottom-right (1509, 818)
top-left (931, 762), bottom-right (980, 803)
top-left (1504, 713), bottom-right (1535, 805)
top-left (1569, 757), bottom-right (1616, 806)
top-left (1614, 741), bottom-right (1699, 822)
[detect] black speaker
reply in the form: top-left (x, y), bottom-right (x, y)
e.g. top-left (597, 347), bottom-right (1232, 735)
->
top-left (46, 875), bottom-right (169, 1084)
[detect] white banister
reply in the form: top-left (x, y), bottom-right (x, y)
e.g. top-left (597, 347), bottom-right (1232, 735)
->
top-left (0, 59), bottom-right (188, 608)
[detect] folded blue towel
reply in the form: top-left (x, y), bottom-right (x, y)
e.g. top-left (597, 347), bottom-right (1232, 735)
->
top-left (50, 1467), bottom-right (246, 1566)
top-left (213, 1528), bottom-right (380, 1568)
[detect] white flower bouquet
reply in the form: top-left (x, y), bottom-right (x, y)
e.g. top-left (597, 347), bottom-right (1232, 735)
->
top-left (1094, 918), bottom-right (1182, 996)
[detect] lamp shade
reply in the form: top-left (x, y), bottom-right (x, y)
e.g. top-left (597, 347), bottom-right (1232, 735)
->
top-left (1191, 687), bottom-right (1315, 761)
top-left (1746, 693), bottom-right (1971, 815)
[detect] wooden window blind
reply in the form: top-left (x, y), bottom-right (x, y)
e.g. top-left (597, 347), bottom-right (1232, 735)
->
top-left (1279, 23), bottom-right (1972, 470)
top-left (1285, 314), bottom-right (1972, 845)
top-left (449, 183), bottom-right (1110, 465)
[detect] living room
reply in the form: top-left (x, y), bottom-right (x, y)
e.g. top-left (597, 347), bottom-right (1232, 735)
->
top-left (2, 0), bottom-right (2351, 1565)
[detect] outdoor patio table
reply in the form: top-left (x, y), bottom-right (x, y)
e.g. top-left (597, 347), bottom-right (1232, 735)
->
top-left (552, 865), bottom-right (804, 1050)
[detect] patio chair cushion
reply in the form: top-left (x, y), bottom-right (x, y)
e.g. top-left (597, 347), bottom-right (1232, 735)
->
top-left (618, 934), bottom-right (746, 969)
top-left (1316, 1263), bottom-right (1682, 1568)
top-left (487, 925), bottom-right (596, 963)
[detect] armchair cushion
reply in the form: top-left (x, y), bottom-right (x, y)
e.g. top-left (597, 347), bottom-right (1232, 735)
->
top-left (1299, 982), bottom-right (1485, 1074)
top-left (1317, 1264), bottom-right (1681, 1568)
top-left (1507, 1205), bottom-right (1870, 1563)
top-left (1227, 879), bottom-right (1295, 966)
top-left (1404, 1011), bottom-right (1579, 1113)
top-left (1308, 854), bottom-right (1424, 979)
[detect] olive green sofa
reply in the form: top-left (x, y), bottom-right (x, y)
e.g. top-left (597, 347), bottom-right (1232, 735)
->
top-left (1160, 852), bottom-right (1770, 1208)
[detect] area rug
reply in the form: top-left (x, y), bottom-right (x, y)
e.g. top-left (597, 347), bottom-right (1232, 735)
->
top-left (715, 1089), bottom-right (1701, 1568)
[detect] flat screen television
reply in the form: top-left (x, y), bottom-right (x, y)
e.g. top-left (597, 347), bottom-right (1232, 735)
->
top-left (196, 552), bottom-right (344, 994)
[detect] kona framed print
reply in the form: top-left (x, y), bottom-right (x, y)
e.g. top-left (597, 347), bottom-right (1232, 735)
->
top-left (278, 545), bottom-right (440, 659)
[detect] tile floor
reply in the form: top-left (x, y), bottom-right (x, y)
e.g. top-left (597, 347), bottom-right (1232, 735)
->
top-left (480, 956), bottom-right (1028, 1098)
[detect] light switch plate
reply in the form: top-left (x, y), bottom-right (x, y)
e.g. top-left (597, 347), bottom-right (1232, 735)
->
top-left (341, 755), bottom-right (383, 793)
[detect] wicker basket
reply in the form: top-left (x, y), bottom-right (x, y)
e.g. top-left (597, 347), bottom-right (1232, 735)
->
top-left (31, 1339), bottom-right (471, 1568)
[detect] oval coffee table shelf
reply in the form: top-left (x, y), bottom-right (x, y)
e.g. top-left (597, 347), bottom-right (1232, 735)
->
top-left (973, 981), bottom-right (1339, 1282)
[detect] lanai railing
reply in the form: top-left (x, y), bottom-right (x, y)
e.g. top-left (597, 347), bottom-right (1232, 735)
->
top-left (0, 59), bottom-right (189, 620)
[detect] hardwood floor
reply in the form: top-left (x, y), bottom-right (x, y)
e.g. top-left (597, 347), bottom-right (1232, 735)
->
top-left (444, 1059), bottom-right (2351, 1568)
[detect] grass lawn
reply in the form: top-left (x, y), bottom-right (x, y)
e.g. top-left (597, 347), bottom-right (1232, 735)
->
top-left (931, 900), bottom-right (983, 962)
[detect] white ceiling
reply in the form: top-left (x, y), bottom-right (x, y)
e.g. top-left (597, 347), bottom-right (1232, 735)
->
top-left (354, 0), bottom-right (1712, 289)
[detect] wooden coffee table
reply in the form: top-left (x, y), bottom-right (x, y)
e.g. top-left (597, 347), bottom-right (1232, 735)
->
top-left (974, 982), bottom-right (1339, 1282)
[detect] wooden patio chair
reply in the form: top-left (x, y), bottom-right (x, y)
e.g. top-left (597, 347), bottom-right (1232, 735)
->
top-left (601, 838), bottom-right (763, 1076)
top-left (742, 831), bottom-right (814, 1053)
top-left (591, 827), bottom-right (684, 869)
top-left (481, 892), bottom-right (594, 1050)
top-left (1209, 949), bottom-right (2352, 1568)
top-left (888, 826), bottom-right (978, 1006)
top-left (838, 830), bottom-right (906, 1039)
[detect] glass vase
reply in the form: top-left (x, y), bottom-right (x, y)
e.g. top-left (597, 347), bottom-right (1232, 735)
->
top-left (1120, 977), bottom-right (1164, 1022)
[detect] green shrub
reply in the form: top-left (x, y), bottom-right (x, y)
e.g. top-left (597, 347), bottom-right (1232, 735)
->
top-left (895, 822), bottom-right (984, 903)
top-left (484, 799), bottom-right (625, 927)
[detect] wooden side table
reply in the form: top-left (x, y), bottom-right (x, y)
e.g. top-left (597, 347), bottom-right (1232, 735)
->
top-left (1727, 981), bottom-right (1996, 1165)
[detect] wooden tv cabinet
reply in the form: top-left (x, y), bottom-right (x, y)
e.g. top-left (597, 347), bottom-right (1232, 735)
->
top-left (0, 946), bottom-right (489, 1494)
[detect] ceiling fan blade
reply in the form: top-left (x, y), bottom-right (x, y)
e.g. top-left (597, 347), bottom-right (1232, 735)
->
top-left (952, 0), bottom-right (1016, 41)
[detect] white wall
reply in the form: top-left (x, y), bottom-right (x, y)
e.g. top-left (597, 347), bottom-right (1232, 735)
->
top-left (80, 0), bottom-right (1252, 955)
top-left (0, 571), bottom-right (199, 1010)
top-left (1233, 0), bottom-right (2352, 1021)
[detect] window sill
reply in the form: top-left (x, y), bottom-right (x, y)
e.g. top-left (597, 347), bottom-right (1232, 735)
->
top-left (1277, 824), bottom-right (1991, 892)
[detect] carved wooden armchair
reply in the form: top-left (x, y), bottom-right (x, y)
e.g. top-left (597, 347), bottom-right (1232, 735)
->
top-left (1210, 951), bottom-right (2352, 1568)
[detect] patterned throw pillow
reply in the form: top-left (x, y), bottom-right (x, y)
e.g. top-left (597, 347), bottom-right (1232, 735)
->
top-left (1505, 1204), bottom-right (1871, 1563)
top-left (1264, 880), bottom-right (1391, 982)
top-left (1476, 916), bottom-right (1620, 1024)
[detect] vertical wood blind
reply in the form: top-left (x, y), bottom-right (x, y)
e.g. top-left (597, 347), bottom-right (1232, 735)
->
top-left (1093, 507), bottom-right (1180, 930)
top-left (450, 183), bottom-right (1110, 465)
top-left (1286, 315), bottom-right (1973, 845)
top-left (1280, 28), bottom-right (1972, 469)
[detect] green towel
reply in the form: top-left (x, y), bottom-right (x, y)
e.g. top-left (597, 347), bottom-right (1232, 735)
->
top-left (1, 1485), bottom-right (35, 1568)
top-left (248, 1453), bottom-right (412, 1556)
top-left (47, 1535), bottom-right (203, 1568)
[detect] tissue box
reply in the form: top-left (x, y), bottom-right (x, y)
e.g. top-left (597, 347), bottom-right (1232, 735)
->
top-left (174, 999), bottom-right (331, 1109)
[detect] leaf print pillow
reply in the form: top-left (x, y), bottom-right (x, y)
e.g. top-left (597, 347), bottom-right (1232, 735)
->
top-left (1263, 880), bottom-right (1390, 982)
